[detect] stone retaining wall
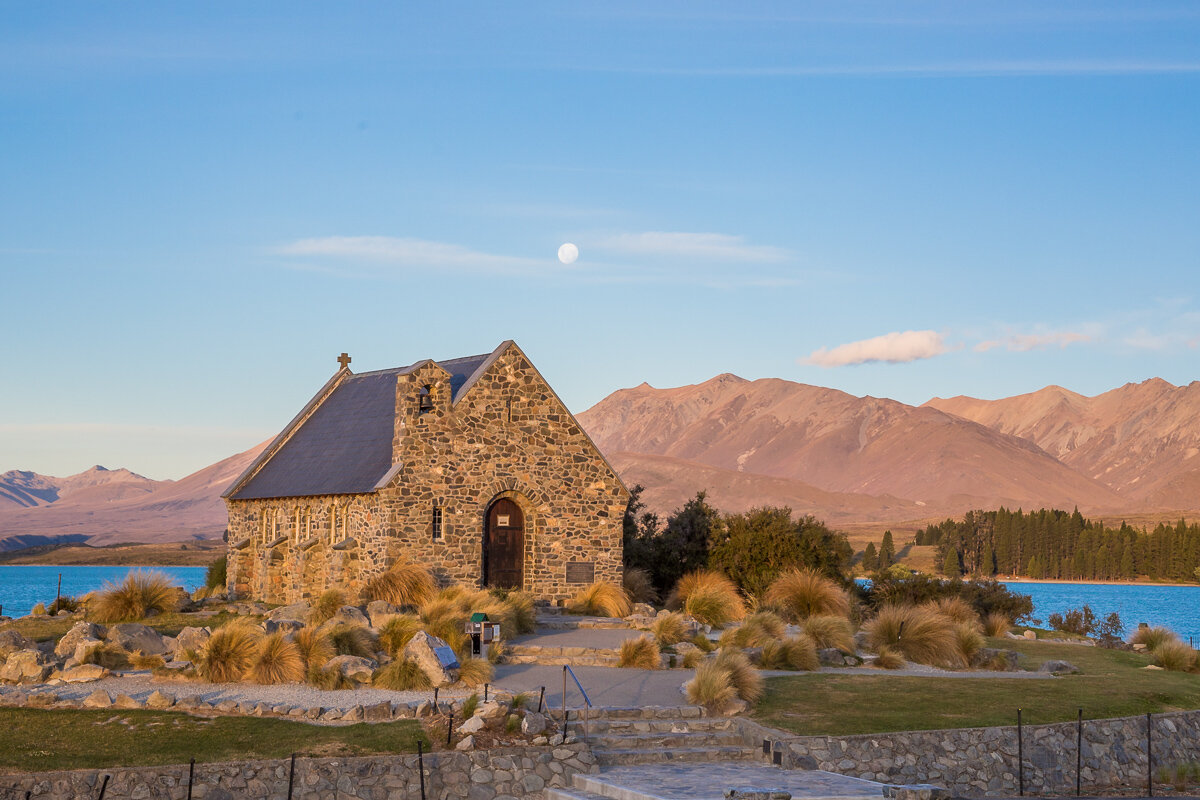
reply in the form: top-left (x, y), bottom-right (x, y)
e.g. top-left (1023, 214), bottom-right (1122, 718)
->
top-left (745, 710), bottom-right (1200, 796)
top-left (0, 743), bottom-right (595, 800)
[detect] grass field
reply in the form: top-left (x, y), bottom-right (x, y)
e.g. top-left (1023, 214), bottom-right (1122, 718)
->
top-left (755, 638), bottom-right (1200, 736)
top-left (0, 708), bottom-right (428, 773)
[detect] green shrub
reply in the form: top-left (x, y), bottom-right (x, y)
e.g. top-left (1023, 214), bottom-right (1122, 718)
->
top-left (670, 571), bottom-right (745, 628)
top-left (293, 627), bottom-right (333, 669)
top-left (307, 663), bottom-right (352, 690)
top-left (623, 568), bottom-right (659, 605)
top-left (1153, 639), bottom-right (1196, 672)
top-left (47, 596), bottom-right (79, 615)
top-left (205, 556), bottom-right (227, 590)
top-left (80, 642), bottom-right (130, 670)
top-left (462, 692), bottom-right (480, 719)
top-left (954, 622), bottom-right (985, 667)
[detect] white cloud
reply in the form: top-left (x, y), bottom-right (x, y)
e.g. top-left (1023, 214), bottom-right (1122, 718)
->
top-left (274, 236), bottom-right (546, 274)
top-left (803, 330), bottom-right (947, 368)
top-left (591, 231), bottom-right (789, 262)
top-left (974, 331), bottom-right (1092, 353)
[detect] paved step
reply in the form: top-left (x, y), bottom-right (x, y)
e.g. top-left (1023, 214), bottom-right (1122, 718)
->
top-left (565, 705), bottom-right (709, 721)
top-left (569, 717), bottom-right (734, 734)
top-left (573, 764), bottom-right (887, 800)
top-left (587, 730), bottom-right (746, 750)
top-left (544, 788), bottom-right (612, 800)
top-left (595, 745), bottom-right (762, 766)
top-left (503, 644), bottom-right (621, 667)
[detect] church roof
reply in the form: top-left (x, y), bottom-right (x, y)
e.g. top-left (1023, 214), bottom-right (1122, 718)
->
top-left (224, 343), bottom-right (504, 501)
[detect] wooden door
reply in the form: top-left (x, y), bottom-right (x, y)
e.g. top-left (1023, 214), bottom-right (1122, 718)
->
top-left (485, 498), bottom-right (524, 589)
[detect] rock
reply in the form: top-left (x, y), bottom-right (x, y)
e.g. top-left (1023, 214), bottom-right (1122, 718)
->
top-left (163, 586), bottom-right (193, 613)
top-left (1132, 643), bottom-right (1148, 652)
top-left (83, 690), bottom-right (113, 708)
top-left (973, 648), bottom-right (1020, 671)
top-left (476, 700), bottom-right (508, 720)
top-left (61, 664), bottom-right (110, 683)
top-left (742, 647), bottom-right (764, 665)
top-left (107, 624), bottom-right (167, 655)
top-left (326, 655), bottom-right (378, 683)
top-left (549, 733), bottom-right (564, 746)
top-left (817, 648), bottom-right (851, 666)
top-left (1144, 664), bottom-right (1164, 671)
top-left (171, 626), bottom-right (211, 659)
top-left (883, 785), bottom-right (952, 800)
top-left (459, 715), bottom-right (487, 734)
top-left (55, 622), bottom-right (106, 658)
top-left (265, 619), bottom-right (304, 635)
top-left (1022, 630), bottom-right (1037, 640)
top-left (366, 600), bottom-right (401, 628)
top-left (725, 790), bottom-right (792, 800)
top-left (364, 702), bottom-right (393, 722)
top-left (0, 630), bottom-right (34, 653)
top-left (145, 690), bottom-right (175, 709)
top-left (341, 705), bottom-right (364, 722)
top-left (723, 698), bottom-right (750, 716)
top-left (630, 603), bottom-right (657, 617)
top-left (1038, 660), bottom-right (1080, 674)
top-left (521, 711), bottom-right (547, 735)
top-left (325, 606), bottom-right (371, 629)
top-left (456, 734), bottom-right (475, 751)
top-left (267, 603), bottom-right (310, 621)
top-left (0, 649), bottom-right (53, 683)
top-left (403, 630), bottom-right (460, 686)
top-left (673, 641), bottom-right (701, 659)
top-left (113, 693), bottom-right (144, 709)
top-left (532, 735), bottom-right (548, 745)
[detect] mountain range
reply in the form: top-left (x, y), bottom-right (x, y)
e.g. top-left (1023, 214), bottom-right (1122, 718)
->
top-left (2, 375), bottom-right (1197, 550)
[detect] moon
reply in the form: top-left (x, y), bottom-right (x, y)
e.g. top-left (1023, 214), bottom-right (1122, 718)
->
top-left (557, 242), bottom-right (579, 265)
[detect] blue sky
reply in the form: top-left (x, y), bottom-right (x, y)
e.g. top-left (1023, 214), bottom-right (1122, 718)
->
top-left (3, 2), bottom-right (1199, 480)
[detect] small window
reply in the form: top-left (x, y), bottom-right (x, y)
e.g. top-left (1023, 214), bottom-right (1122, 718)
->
top-left (432, 504), bottom-right (443, 540)
top-left (418, 385), bottom-right (434, 414)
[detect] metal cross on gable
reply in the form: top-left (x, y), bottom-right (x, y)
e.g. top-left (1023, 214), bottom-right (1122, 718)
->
top-left (337, 352), bottom-right (352, 369)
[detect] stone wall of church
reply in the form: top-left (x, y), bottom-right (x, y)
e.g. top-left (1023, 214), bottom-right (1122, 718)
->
top-left (224, 344), bottom-right (628, 605)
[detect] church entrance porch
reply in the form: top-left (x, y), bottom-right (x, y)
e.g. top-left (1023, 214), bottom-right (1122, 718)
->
top-left (484, 497), bottom-right (524, 589)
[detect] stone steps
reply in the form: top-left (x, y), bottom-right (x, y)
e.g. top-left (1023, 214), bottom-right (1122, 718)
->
top-left (576, 718), bottom-right (737, 735)
top-left (544, 788), bottom-right (612, 800)
top-left (557, 764), bottom-right (888, 800)
top-left (535, 614), bottom-right (634, 630)
top-left (594, 745), bottom-right (762, 766)
top-left (502, 644), bottom-right (621, 667)
top-left (588, 729), bottom-right (747, 750)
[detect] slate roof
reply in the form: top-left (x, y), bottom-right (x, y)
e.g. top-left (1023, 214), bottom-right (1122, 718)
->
top-left (225, 345), bottom-right (502, 501)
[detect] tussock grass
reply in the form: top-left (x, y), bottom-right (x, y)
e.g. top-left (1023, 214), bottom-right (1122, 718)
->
top-left (30, 603), bottom-right (47, 616)
top-left (307, 663), bottom-right (353, 690)
top-left (48, 596), bottom-right (79, 615)
top-left (802, 615), bottom-right (856, 653)
top-left (682, 649), bottom-right (704, 669)
top-left (328, 625), bottom-right (377, 659)
top-left (719, 611), bottom-right (787, 649)
top-left (566, 582), bottom-right (632, 618)
top-left (863, 604), bottom-right (959, 668)
top-left (983, 612), bottom-right (1011, 638)
top-left (457, 656), bottom-right (493, 687)
top-left (372, 658), bottom-right (432, 691)
top-left (80, 642), bottom-right (130, 671)
top-left (462, 693), bottom-right (480, 719)
top-left (308, 590), bottom-right (346, 627)
top-left (761, 635), bottom-right (819, 671)
top-left (651, 612), bottom-right (690, 647)
top-left (379, 615), bottom-right (422, 656)
top-left (623, 568), bottom-right (658, 605)
top-left (417, 587), bottom-right (534, 656)
top-left (686, 659), bottom-right (739, 711)
top-left (619, 635), bottom-right (661, 669)
top-left (954, 622), bottom-right (986, 667)
top-left (199, 621), bottom-right (260, 683)
top-left (362, 557), bottom-right (435, 609)
top-left (292, 628), bottom-right (333, 669)
top-left (90, 571), bottom-right (178, 623)
top-left (765, 568), bottom-right (850, 622)
top-left (1132, 626), bottom-right (1179, 651)
top-left (715, 648), bottom-right (763, 703)
top-left (129, 651), bottom-right (165, 670)
top-left (691, 633), bottom-right (716, 653)
top-left (924, 596), bottom-right (980, 627)
top-left (1154, 639), bottom-right (1197, 672)
top-left (502, 592), bottom-right (537, 635)
top-left (249, 633), bottom-right (304, 684)
top-left (873, 646), bottom-right (905, 669)
top-left (671, 571), bottom-right (745, 628)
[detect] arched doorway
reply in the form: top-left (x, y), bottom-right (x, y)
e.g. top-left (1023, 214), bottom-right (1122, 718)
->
top-left (484, 497), bottom-right (524, 589)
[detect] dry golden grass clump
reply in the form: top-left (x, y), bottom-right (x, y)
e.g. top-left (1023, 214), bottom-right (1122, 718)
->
top-left (416, 587), bottom-right (536, 656)
top-left (623, 568), bottom-right (659, 605)
top-left (199, 621), bottom-right (261, 683)
top-left (760, 635), bottom-right (819, 671)
top-left (765, 568), bottom-right (850, 622)
top-left (1131, 626), bottom-right (1178, 651)
top-left (1153, 639), bottom-right (1197, 672)
top-left (372, 657), bottom-right (433, 691)
top-left (691, 633), bottom-right (716, 653)
top-left (308, 589), bottom-right (346, 626)
top-left (566, 581), bottom-right (633, 618)
top-left (681, 649), bottom-right (705, 669)
top-left (362, 556), bottom-right (436, 609)
top-left (651, 612), bottom-right (690, 647)
top-left (502, 591), bottom-right (538, 635)
top-left (719, 611), bottom-right (787, 649)
top-left (873, 645), bottom-right (905, 669)
top-left (712, 648), bottom-right (763, 703)
top-left (379, 615), bottom-right (422, 656)
top-left (983, 612), bottom-right (1011, 638)
top-left (670, 571), bottom-right (746, 628)
top-left (802, 614), bottom-right (856, 653)
top-left (619, 635), bottom-right (662, 669)
top-left (293, 627), bottom-right (334, 669)
top-left (308, 663), bottom-right (353, 690)
top-left (923, 596), bottom-right (980, 627)
top-left (249, 632), bottom-right (305, 684)
top-left (90, 570), bottom-right (178, 623)
top-left (457, 656), bottom-right (494, 687)
top-left (129, 651), bottom-right (165, 670)
top-left (954, 622), bottom-right (986, 667)
top-left (80, 642), bottom-right (131, 670)
top-left (863, 604), bottom-right (959, 668)
top-left (686, 659), bottom-right (739, 711)
top-left (328, 624), bottom-right (378, 658)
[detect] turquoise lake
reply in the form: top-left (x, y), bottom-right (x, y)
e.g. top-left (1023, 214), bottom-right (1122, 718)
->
top-left (1001, 580), bottom-right (1200, 644)
top-left (0, 565), bottom-right (208, 618)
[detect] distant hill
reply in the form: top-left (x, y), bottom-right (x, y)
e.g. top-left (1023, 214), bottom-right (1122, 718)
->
top-left (0, 443), bottom-right (267, 551)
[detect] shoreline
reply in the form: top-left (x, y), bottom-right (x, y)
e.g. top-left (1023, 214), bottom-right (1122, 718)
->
top-left (999, 578), bottom-right (1200, 588)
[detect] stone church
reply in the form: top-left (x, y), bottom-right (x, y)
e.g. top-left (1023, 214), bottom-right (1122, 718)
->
top-left (222, 340), bottom-right (628, 604)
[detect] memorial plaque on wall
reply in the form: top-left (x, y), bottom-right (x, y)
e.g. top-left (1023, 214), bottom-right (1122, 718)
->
top-left (565, 561), bottom-right (595, 584)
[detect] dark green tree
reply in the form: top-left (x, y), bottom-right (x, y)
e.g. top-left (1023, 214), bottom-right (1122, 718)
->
top-left (708, 506), bottom-right (852, 596)
top-left (861, 542), bottom-right (878, 572)
top-left (879, 531), bottom-right (895, 569)
top-left (942, 547), bottom-right (961, 578)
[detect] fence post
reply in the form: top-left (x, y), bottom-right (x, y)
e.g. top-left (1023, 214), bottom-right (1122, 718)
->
top-left (97, 775), bottom-right (110, 800)
top-left (417, 739), bottom-right (427, 800)
top-left (1147, 712), bottom-right (1153, 797)
top-left (1017, 708), bottom-right (1024, 797)
top-left (447, 710), bottom-right (455, 746)
top-left (55, 573), bottom-right (62, 614)
top-left (187, 757), bottom-right (195, 800)
top-left (287, 752), bottom-right (296, 800)
top-left (484, 683), bottom-right (489, 703)
top-left (433, 687), bottom-right (439, 713)
top-left (562, 666), bottom-right (568, 725)
top-left (1076, 709), bottom-right (1082, 797)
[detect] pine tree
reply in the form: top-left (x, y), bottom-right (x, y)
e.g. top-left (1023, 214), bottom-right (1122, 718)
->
top-left (942, 547), bottom-right (961, 578)
top-left (862, 542), bottom-right (878, 572)
top-left (879, 531), bottom-right (895, 569)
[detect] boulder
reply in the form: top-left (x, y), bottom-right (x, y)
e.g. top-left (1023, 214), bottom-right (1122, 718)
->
top-left (456, 734), bottom-right (475, 751)
top-left (366, 600), bottom-right (401, 629)
top-left (476, 700), bottom-right (508, 720)
top-left (83, 690), bottom-right (113, 708)
top-left (61, 664), bottom-right (110, 683)
top-left (325, 606), bottom-right (371, 629)
top-left (1039, 660), bottom-right (1080, 674)
top-left (113, 694), bottom-right (144, 709)
top-left (817, 648), bottom-right (851, 667)
top-left (171, 627), bottom-right (211, 659)
top-left (267, 603), bottom-right (310, 622)
top-left (972, 648), bottom-right (1020, 671)
top-left (55, 622), bottom-right (106, 658)
top-left (0, 630), bottom-right (34, 653)
top-left (1022, 630), bottom-right (1037, 640)
top-left (265, 619), bottom-right (304, 636)
top-left (163, 587), bottom-right (193, 613)
top-left (145, 690), bottom-right (175, 709)
top-left (0, 649), bottom-right (53, 683)
top-left (326, 655), bottom-right (378, 683)
top-left (521, 711), bottom-right (547, 735)
top-left (364, 702), bottom-right (393, 722)
top-left (106, 624), bottom-right (167, 656)
top-left (458, 714), bottom-right (486, 734)
top-left (403, 631), bottom-right (460, 687)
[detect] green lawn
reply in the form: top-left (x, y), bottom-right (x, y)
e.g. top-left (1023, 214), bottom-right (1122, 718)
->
top-left (755, 638), bottom-right (1200, 737)
top-left (0, 708), bottom-right (428, 773)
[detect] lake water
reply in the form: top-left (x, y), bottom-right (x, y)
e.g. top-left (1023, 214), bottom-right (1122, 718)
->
top-left (0, 565), bottom-right (208, 618)
top-left (1001, 581), bottom-right (1200, 645)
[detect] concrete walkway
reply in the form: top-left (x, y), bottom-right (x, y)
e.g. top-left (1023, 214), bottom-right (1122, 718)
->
top-left (570, 764), bottom-right (885, 800)
top-left (511, 628), bottom-right (644, 648)
top-left (492, 664), bottom-right (692, 709)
